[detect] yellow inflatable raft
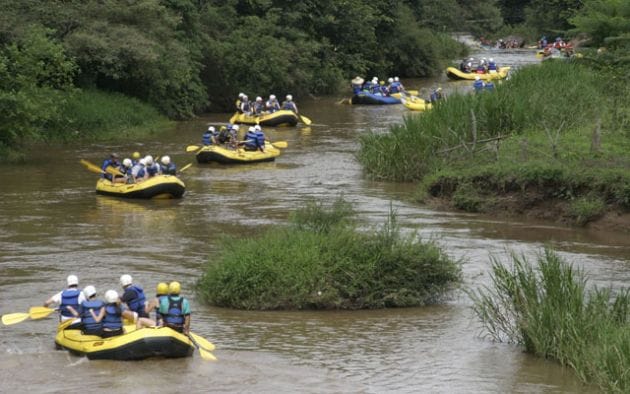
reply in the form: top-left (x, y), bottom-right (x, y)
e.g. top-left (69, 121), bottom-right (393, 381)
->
top-left (230, 110), bottom-right (299, 127)
top-left (446, 66), bottom-right (511, 81)
top-left (401, 97), bottom-right (432, 111)
top-left (95, 175), bottom-right (185, 199)
top-left (55, 324), bottom-right (195, 360)
top-left (196, 142), bottom-right (281, 164)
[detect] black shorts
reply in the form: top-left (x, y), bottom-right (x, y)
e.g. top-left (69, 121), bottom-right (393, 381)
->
top-left (101, 328), bottom-right (124, 338)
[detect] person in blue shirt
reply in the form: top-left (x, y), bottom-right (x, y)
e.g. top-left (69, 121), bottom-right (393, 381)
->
top-left (202, 126), bottom-right (217, 146)
top-left (79, 285), bottom-right (105, 336)
top-left (101, 153), bottom-right (120, 181)
top-left (159, 281), bottom-right (191, 334)
top-left (281, 95), bottom-right (298, 113)
top-left (473, 76), bottom-right (485, 93)
top-left (242, 126), bottom-right (258, 151)
top-left (159, 156), bottom-right (177, 175)
top-left (265, 95), bottom-right (281, 113)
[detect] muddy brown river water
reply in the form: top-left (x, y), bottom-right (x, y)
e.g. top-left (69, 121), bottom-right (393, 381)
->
top-left (1, 49), bottom-right (628, 393)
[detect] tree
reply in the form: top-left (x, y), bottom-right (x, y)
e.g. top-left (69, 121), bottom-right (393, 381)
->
top-left (570, 0), bottom-right (630, 48)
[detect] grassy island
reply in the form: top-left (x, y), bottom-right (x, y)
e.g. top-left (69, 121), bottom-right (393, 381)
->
top-left (359, 59), bottom-right (630, 228)
top-left (196, 199), bottom-right (461, 310)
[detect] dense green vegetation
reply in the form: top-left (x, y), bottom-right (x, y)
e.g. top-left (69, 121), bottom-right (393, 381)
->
top-left (196, 198), bottom-right (461, 310)
top-left (359, 60), bottom-right (630, 225)
top-left (471, 248), bottom-right (630, 392)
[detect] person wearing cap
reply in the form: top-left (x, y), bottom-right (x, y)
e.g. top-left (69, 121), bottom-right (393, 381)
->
top-left (159, 156), bottom-right (177, 175)
top-left (202, 126), bottom-right (217, 146)
top-left (281, 94), bottom-right (298, 113)
top-left (241, 126), bottom-right (259, 151)
top-left (44, 275), bottom-right (86, 328)
top-left (145, 282), bottom-right (169, 326)
top-left (473, 76), bottom-right (485, 93)
top-left (119, 274), bottom-right (148, 318)
top-left (253, 96), bottom-right (265, 115)
top-left (101, 153), bottom-right (120, 182)
top-left (78, 285), bottom-right (105, 335)
top-left (158, 281), bottom-right (191, 334)
top-left (266, 95), bottom-right (280, 113)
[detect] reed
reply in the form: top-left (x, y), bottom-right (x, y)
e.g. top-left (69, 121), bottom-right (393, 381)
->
top-left (196, 198), bottom-right (461, 310)
top-left (470, 248), bottom-right (630, 392)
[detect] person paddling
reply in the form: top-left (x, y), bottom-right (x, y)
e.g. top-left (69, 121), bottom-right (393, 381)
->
top-left (44, 275), bottom-right (86, 329)
top-left (79, 285), bottom-right (105, 336)
top-left (159, 281), bottom-right (191, 334)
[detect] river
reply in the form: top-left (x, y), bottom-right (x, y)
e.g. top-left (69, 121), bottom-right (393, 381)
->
top-left (1, 49), bottom-right (628, 393)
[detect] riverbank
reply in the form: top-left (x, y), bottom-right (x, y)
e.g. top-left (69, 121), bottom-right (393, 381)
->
top-left (359, 59), bottom-right (630, 232)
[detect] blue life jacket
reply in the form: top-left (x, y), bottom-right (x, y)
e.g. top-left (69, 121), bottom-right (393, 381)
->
top-left (146, 164), bottom-right (159, 177)
top-left (135, 167), bottom-right (146, 179)
top-left (60, 288), bottom-right (81, 318)
top-left (101, 159), bottom-right (118, 181)
top-left (389, 82), bottom-right (401, 93)
top-left (244, 131), bottom-right (258, 149)
top-left (241, 102), bottom-right (251, 113)
top-left (282, 101), bottom-right (295, 111)
top-left (266, 100), bottom-right (280, 113)
top-left (124, 285), bottom-right (146, 314)
top-left (103, 304), bottom-right (122, 330)
top-left (362, 81), bottom-right (373, 92)
top-left (473, 79), bottom-right (485, 91)
top-left (202, 131), bottom-right (214, 146)
top-left (163, 296), bottom-right (185, 326)
top-left (255, 131), bottom-right (265, 147)
top-left (254, 102), bottom-right (265, 114)
top-left (80, 299), bottom-right (104, 331)
top-left (352, 85), bottom-right (362, 95)
top-left (161, 163), bottom-right (177, 175)
top-left (488, 61), bottom-right (497, 71)
top-left (485, 82), bottom-right (495, 91)
top-left (430, 92), bottom-right (440, 103)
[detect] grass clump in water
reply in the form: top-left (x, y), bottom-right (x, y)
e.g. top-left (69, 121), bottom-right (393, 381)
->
top-left (470, 248), bottom-right (630, 392)
top-left (196, 198), bottom-right (461, 310)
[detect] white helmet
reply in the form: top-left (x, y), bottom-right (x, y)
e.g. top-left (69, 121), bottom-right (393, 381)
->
top-left (161, 156), bottom-right (170, 165)
top-left (388, 77), bottom-right (393, 83)
top-left (122, 158), bottom-right (132, 168)
top-left (105, 290), bottom-right (119, 304)
top-left (256, 96), bottom-right (262, 101)
top-left (238, 92), bottom-right (245, 98)
top-left (139, 158), bottom-right (146, 166)
top-left (286, 94), bottom-right (292, 101)
top-left (373, 76), bottom-right (378, 81)
top-left (248, 126), bottom-right (255, 132)
top-left (394, 77), bottom-right (400, 82)
top-left (254, 125), bottom-right (261, 131)
top-left (120, 274), bottom-right (133, 287)
top-left (233, 125), bottom-right (240, 131)
top-left (489, 58), bottom-right (494, 62)
top-left (67, 275), bottom-right (79, 286)
top-left (208, 126), bottom-right (215, 132)
top-left (269, 94), bottom-right (276, 100)
top-left (83, 285), bottom-right (96, 298)
top-left (144, 155), bottom-right (153, 165)
top-left (243, 95), bottom-right (248, 100)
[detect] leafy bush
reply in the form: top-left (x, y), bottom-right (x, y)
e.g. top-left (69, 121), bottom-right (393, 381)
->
top-left (568, 196), bottom-right (606, 225)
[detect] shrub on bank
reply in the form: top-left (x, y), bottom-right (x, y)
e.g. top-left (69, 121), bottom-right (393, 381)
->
top-left (470, 248), bottom-right (630, 392)
top-left (196, 199), bottom-right (461, 310)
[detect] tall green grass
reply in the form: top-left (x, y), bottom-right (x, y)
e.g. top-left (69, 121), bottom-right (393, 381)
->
top-left (52, 89), bottom-right (169, 141)
top-left (470, 248), bottom-right (629, 392)
top-left (358, 61), bottom-right (607, 181)
top-left (196, 198), bottom-right (461, 310)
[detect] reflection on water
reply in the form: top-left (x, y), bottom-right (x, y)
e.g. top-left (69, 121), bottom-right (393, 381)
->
top-left (0, 48), bottom-right (624, 393)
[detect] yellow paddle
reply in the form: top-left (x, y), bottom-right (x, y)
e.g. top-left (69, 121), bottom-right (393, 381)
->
top-left (189, 332), bottom-right (216, 351)
top-left (79, 159), bottom-right (124, 177)
top-left (179, 163), bottom-right (193, 173)
top-left (1, 312), bottom-right (30, 325)
top-left (299, 114), bottom-right (312, 125)
top-left (188, 334), bottom-right (217, 361)
top-left (1, 306), bottom-right (58, 326)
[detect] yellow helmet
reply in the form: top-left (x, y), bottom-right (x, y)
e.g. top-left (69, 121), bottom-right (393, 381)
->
top-left (132, 151), bottom-right (141, 159)
top-left (156, 282), bottom-right (168, 295)
top-left (168, 281), bottom-right (181, 295)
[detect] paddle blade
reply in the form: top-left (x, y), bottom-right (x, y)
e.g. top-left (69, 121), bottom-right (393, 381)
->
top-left (29, 306), bottom-right (56, 320)
top-left (1, 312), bottom-right (30, 326)
top-left (190, 332), bottom-right (216, 351)
top-left (199, 347), bottom-right (217, 361)
top-left (299, 114), bottom-right (312, 125)
top-left (105, 166), bottom-right (124, 177)
top-left (179, 163), bottom-right (193, 173)
top-left (186, 145), bottom-right (200, 153)
top-left (271, 141), bottom-right (288, 149)
top-left (80, 159), bottom-right (106, 175)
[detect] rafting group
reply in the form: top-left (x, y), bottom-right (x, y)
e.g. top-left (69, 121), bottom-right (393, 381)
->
top-left (100, 152), bottom-right (178, 184)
